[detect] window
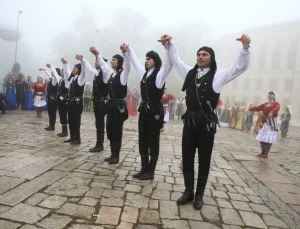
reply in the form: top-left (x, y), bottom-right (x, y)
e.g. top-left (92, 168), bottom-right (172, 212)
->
top-left (272, 42), bottom-right (281, 70)
top-left (284, 79), bottom-right (293, 91)
top-left (243, 79), bottom-right (250, 90)
top-left (287, 39), bottom-right (298, 70)
top-left (256, 79), bottom-right (263, 89)
top-left (269, 79), bottom-right (278, 91)
top-left (258, 44), bottom-right (267, 71)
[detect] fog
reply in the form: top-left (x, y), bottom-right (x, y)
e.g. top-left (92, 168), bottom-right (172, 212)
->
top-left (1, 0), bottom-right (300, 95)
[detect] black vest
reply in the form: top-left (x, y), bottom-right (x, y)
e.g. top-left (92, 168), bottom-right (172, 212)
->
top-left (141, 69), bottom-right (165, 102)
top-left (58, 79), bottom-right (68, 95)
top-left (108, 71), bottom-right (127, 99)
top-left (47, 78), bottom-right (58, 95)
top-left (93, 69), bottom-right (108, 98)
top-left (182, 69), bottom-right (220, 113)
top-left (69, 77), bottom-right (84, 97)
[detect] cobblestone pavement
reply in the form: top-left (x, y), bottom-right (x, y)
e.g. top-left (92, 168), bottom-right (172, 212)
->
top-left (0, 110), bottom-right (299, 229)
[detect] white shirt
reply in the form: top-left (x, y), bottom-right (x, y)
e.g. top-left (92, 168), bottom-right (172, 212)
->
top-left (126, 45), bottom-right (173, 89)
top-left (49, 65), bottom-right (62, 86)
top-left (63, 62), bottom-right (86, 89)
top-left (96, 54), bottom-right (130, 86)
top-left (167, 39), bottom-right (251, 93)
top-left (43, 70), bottom-right (57, 86)
top-left (82, 57), bottom-right (101, 76)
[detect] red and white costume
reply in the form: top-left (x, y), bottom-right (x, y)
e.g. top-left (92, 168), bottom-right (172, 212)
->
top-left (32, 83), bottom-right (47, 107)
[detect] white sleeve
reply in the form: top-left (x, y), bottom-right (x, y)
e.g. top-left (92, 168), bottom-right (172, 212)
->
top-left (82, 57), bottom-right (98, 76)
top-left (78, 61), bottom-right (86, 86)
top-left (97, 54), bottom-right (113, 84)
top-left (213, 46), bottom-right (250, 93)
top-left (120, 54), bottom-right (131, 86)
top-left (167, 39), bottom-right (193, 80)
top-left (50, 65), bottom-right (62, 86)
top-left (155, 47), bottom-right (173, 89)
top-left (63, 63), bottom-right (71, 89)
top-left (126, 45), bottom-right (146, 79)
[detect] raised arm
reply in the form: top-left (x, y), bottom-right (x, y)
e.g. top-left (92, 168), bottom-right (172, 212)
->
top-left (120, 53), bottom-right (131, 86)
top-left (126, 45), bottom-right (146, 79)
top-left (249, 103), bottom-right (265, 112)
top-left (167, 38), bottom-right (192, 80)
top-left (61, 58), bottom-right (71, 89)
top-left (39, 68), bottom-right (56, 86)
top-left (82, 57), bottom-right (98, 76)
top-left (48, 64), bottom-right (62, 86)
top-left (270, 102), bottom-right (280, 114)
top-left (75, 55), bottom-right (86, 86)
top-left (155, 47), bottom-right (173, 89)
top-left (213, 34), bottom-right (251, 93)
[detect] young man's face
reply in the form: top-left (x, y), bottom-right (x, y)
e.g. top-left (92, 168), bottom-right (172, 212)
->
top-left (197, 50), bottom-right (211, 69)
top-left (145, 57), bottom-right (155, 69)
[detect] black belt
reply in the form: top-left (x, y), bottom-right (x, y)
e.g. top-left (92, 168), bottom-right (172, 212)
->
top-left (108, 98), bottom-right (126, 106)
top-left (93, 96), bottom-right (109, 104)
top-left (184, 109), bottom-right (219, 131)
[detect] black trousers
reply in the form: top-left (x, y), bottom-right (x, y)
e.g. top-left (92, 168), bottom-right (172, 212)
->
top-left (48, 101), bottom-right (57, 127)
top-left (58, 103), bottom-right (68, 125)
top-left (138, 111), bottom-right (161, 158)
top-left (106, 106), bottom-right (124, 143)
top-left (68, 105), bottom-right (83, 139)
top-left (182, 121), bottom-right (215, 177)
top-left (94, 103), bottom-right (107, 136)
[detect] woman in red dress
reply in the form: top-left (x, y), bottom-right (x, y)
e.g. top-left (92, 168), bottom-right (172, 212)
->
top-left (248, 91), bottom-right (280, 158)
top-left (32, 77), bottom-right (47, 118)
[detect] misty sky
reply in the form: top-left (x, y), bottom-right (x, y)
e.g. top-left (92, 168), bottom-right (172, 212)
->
top-left (1, 0), bottom-right (300, 80)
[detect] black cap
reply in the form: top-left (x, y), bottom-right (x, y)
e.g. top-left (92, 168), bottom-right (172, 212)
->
top-left (146, 50), bottom-right (162, 70)
top-left (74, 63), bottom-right (82, 75)
top-left (55, 68), bottom-right (61, 76)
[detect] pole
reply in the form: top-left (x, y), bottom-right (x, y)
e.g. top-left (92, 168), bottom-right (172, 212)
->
top-left (14, 11), bottom-right (22, 63)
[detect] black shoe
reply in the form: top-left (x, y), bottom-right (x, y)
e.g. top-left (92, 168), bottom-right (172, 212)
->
top-left (45, 126), bottom-right (55, 131)
top-left (89, 144), bottom-right (104, 152)
top-left (104, 156), bottom-right (112, 162)
top-left (71, 139), bottom-right (81, 145)
top-left (139, 172), bottom-right (154, 180)
top-left (108, 156), bottom-right (119, 164)
top-left (193, 176), bottom-right (208, 210)
top-left (133, 167), bottom-right (147, 178)
top-left (64, 138), bottom-right (72, 143)
top-left (177, 190), bottom-right (194, 205)
top-left (133, 155), bottom-right (149, 178)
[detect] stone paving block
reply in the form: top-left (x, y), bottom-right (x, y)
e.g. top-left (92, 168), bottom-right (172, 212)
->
top-left (85, 188), bottom-right (104, 198)
top-left (0, 205), bottom-right (10, 214)
top-left (249, 203), bottom-right (274, 214)
top-left (216, 199), bottom-right (233, 208)
top-left (0, 203), bottom-right (50, 224)
top-left (53, 159), bottom-right (84, 171)
top-left (231, 201), bottom-right (252, 211)
top-left (228, 193), bottom-right (249, 202)
top-left (36, 213), bottom-right (73, 229)
top-left (123, 184), bottom-right (141, 192)
top-left (68, 224), bottom-right (104, 229)
top-left (212, 190), bottom-right (229, 199)
top-left (152, 189), bottom-right (170, 200)
top-left (179, 205), bottom-right (202, 220)
top-left (0, 219), bottom-right (21, 229)
top-left (25, 193), bottom-right (49, 205)
top-left (162, 219), bottom-right (190, 229)
top-left (56, 203), bottom-right (95, 219)
top-left (0, 176), bottom-right (25, 195)
top-left (203, 196), bottom-right (218, 206)
top-left (142, 185), bottom-right (153, 197)
top-left (220, 208), bottom-right (244, 226)
top-left (125, 193), bottom-right (149, 208)
top-left (103, 189), bottom-right (125, 198)
top-left (19, 225), bottom-right (43, 229)
top-left (247, 195), bottom-right (264, 204)
top-left (139, 208), bottom-right (160, 224)
top-left (44, 182), bottom-right (89, 197)
top-left (149, 199), bottom-right (159, 209)
top-left (263, 214), bottom-right (289, 228)
top-left (136, 225), bottom-right (158, 229)
top-left (160, 200), bottom-right (180, 219)
top-left (100, 197), bottom-right (124, 206)
top-left (189, 220), bottom-right (221, 229)
top-left (239, 211), bottom-right (267, 229)
top-left (121, 206), bottom-right (138, 223)
top-left (201, 205), bottom-right (221, 222)
top-left (79, 197), bottom-right (99, 206)
top-left (0, 170), bottom-right (68, 206)
top-left (95, 206), bottom-right (121, 225)
top-left (222, 225), bottom-right (242, 229)
top-left (157, 182), bottom-right (173, 191)
top-left (39, 195), bottom-right (67, 209)
top-left (116, 222), bottom-right (133, 229)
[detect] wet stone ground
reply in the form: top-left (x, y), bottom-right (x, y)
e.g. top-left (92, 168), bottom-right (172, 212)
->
top-left (0, 110), bottom-right (299, 229)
